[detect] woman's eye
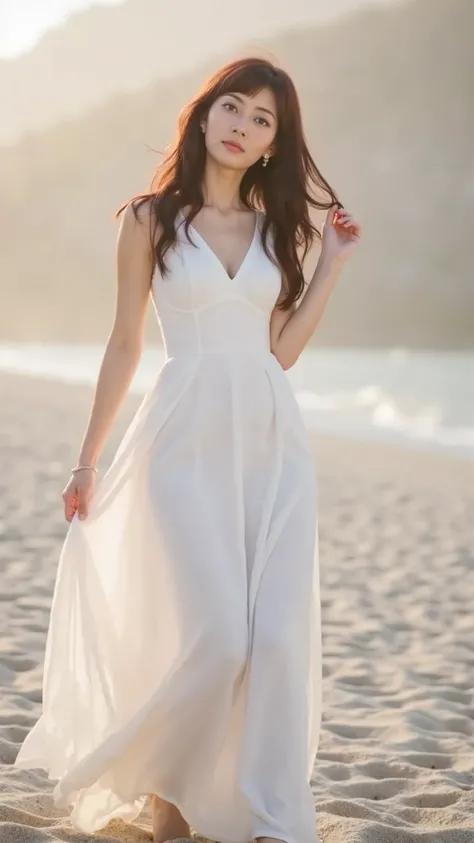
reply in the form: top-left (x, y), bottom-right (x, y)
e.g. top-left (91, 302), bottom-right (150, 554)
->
top-left (223, 102), bottom-right (237, 112)
top-left (255, 117), bottom-right (270, 127)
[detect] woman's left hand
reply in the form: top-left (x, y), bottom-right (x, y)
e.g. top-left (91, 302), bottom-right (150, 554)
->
top-left (320, 204), bottom-right (362, 265)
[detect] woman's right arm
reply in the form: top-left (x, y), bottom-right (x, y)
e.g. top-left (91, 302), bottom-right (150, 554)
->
top-left (62, 200), bottom-right (155, 522)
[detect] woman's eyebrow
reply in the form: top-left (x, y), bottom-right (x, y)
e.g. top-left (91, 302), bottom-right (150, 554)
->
top-left (226, 92), bottom-right (276, 119)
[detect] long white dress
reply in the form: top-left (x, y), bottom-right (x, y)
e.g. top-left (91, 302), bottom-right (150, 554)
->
top-left (14, 209), bottom-right (323, 843)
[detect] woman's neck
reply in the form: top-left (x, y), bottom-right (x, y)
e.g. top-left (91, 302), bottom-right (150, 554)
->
top-left (201, 157), bottom-right (245, 213)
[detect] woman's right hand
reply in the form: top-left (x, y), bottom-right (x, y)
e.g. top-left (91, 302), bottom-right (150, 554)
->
top-left (62, 468), bottom-right (97, 522)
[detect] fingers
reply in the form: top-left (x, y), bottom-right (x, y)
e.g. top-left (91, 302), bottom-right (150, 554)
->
top-left (63, 489), bottom-right (78, 523)
top-left (62, 485), bottom-right (90, 523)
top-left (329, 203), bottom-right (339, 222)
top-left (76, 487), bottom-right (90, 521)
top-left (335, 210), bottom-right (352, 226)
top-left (334, 208), bottom-right (362, 238)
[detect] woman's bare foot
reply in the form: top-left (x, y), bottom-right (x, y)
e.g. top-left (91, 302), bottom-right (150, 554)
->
top-left (150, 793), bottom-right (191, 843)
top-left (255, 837), bottom-right (285, 843)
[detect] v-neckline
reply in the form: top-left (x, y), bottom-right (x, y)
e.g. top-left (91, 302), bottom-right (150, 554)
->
top-left (178, 209), bottom-right (259, 282)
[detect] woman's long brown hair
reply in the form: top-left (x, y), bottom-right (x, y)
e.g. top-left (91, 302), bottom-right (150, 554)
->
top-left (116, 56), bottom-right (342, 310)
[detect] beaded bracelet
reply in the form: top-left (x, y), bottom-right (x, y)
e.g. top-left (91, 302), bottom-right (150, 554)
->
top-left (70, 465), bottom-right (98, 475)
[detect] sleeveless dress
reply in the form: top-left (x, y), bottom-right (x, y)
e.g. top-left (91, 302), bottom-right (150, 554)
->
top-left (14, 209), bottom-right (323, 843)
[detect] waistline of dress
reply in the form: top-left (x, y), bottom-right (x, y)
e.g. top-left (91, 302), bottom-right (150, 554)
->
top-left (164, 348), bottom-right (275, 360)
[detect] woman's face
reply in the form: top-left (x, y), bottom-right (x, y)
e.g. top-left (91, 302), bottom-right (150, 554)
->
top-left (202, 87), bottom-right (278, 171)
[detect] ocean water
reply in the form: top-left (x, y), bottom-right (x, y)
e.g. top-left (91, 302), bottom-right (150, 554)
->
top-left (0, 342), bottom-right (472, 460)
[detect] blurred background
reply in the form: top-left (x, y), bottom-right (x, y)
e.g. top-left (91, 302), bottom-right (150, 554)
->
top-left (0, 0), bottom-right (473, 456)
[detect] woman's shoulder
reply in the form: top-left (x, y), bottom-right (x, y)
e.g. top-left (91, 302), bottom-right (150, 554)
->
top-left (128, 196), bottom-right (157, 224)
top-left (120, 196), bottom-right (164, 248)
top-left (116, 197), bottom-right (161, 262)
top-left (118, 196), bottom-right (156, 231)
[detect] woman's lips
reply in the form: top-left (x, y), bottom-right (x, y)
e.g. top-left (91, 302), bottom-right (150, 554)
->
top-left (222, 140), bottom-right (244, 153)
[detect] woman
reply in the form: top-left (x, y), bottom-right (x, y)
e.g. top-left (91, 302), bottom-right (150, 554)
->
top-left (14, 57), bottom-right (360, 843)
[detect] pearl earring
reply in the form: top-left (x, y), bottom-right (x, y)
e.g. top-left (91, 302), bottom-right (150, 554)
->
top-left (262, 152), bottom-right (270, 168)
top-left (200, 122), bottom-right (206, 133)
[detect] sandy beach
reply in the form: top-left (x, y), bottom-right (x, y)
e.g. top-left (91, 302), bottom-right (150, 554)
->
top-left (0, 370), bottom-right (473, 842)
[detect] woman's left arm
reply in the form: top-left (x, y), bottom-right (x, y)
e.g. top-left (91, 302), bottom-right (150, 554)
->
top-left (270, 205), bottom-right (362, 370)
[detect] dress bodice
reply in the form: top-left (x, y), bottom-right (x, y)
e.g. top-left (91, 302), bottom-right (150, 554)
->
top-left (151, 210), bottom-right (282, 358)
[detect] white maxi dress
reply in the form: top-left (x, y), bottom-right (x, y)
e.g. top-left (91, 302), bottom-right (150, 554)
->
top-left (15, 209), bottom-right (323, 843)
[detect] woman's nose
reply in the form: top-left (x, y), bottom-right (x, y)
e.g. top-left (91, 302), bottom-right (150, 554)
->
top-left (232, 122), bottom-right (247, 137)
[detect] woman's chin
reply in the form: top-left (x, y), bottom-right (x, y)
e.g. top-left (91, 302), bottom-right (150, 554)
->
top-left (209, 149), bottom-right (252, 172)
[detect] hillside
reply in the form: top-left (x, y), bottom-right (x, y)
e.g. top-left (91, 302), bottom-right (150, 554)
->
top-left (0, 0), bottom-right (366, 145)
top-left (0, 0), bottom-right (472, 348)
